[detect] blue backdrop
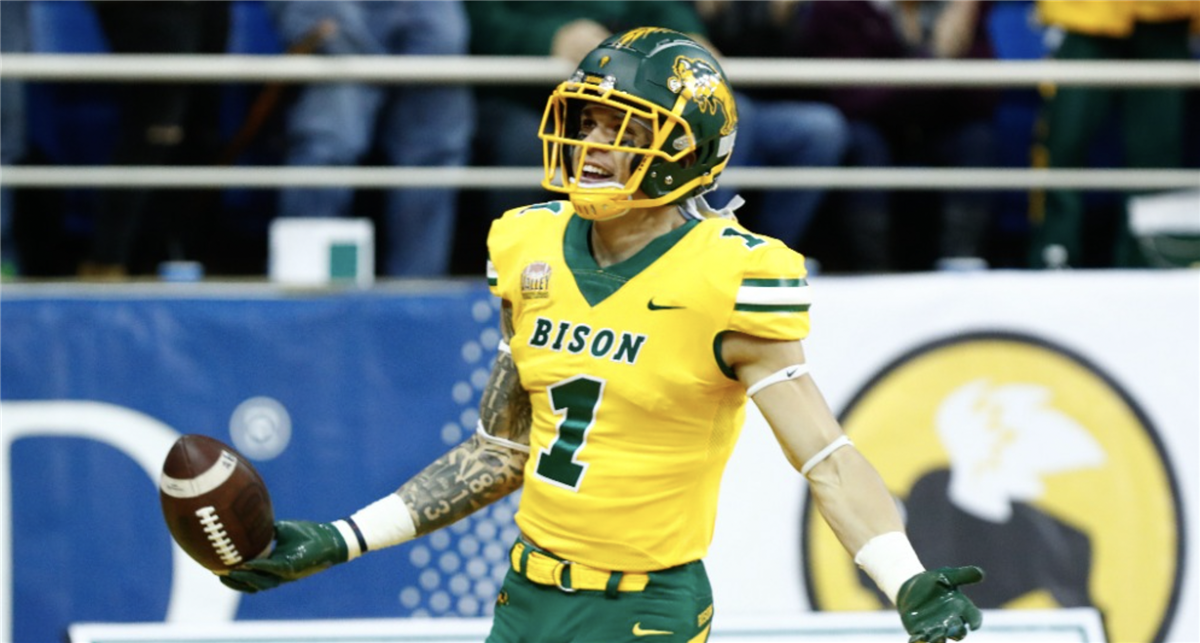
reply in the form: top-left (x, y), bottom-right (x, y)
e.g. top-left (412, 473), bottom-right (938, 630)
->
top-left (1, 283), bottom-right (522, 643)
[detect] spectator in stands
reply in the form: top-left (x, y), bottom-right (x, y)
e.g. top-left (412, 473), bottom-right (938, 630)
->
top-left (1, 0), bottom-right (29, 278)
top-left (465, 2), bottom-right (848, 260)
top-left (267, 1), bottom-right (474, 277)
top-left (694, 0), bottom-right (849, 257)
top-left (79, 1), bottom-right (230, 280)
top-left (1029, 0), bottom-right (1200, 269)
top-left (797, 0), bottom-right (1000, 272)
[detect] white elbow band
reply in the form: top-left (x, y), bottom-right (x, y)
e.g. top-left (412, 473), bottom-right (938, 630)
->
top-left (475, 420), bottom-right (531, 453)
top-left (854, 531), bottom-right (926, 605)
top-left (746, 364), bottom-right (810, 397)
top-left (497, 340), bottom-right (511, 354)
top-left (800, 435), bottom-right (854, 476)
top-left (333, 494), bottom-right (417, 561)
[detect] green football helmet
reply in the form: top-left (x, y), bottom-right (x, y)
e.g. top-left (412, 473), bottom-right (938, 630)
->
top-left (539, 27), bottom-right (739, 220)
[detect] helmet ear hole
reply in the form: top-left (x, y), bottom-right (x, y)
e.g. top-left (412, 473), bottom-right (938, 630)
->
top-left (679, 151), bottom-right (697, 170)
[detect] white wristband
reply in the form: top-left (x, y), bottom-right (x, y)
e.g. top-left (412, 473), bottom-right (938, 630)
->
top-left (746, 363), bottom-right (809, 397)
top-left (333, 494), bottom-right (417, 561)
top-left (854, 531), bottom-right (926, 605)
top-left (800, 435), bottom-right (853, 477)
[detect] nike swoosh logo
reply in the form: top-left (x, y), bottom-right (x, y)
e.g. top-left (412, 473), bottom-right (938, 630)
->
top-left (785, 368), bottom-right (798, 378)
top-left (632, 622), bottom-right (674, 636)
top-left (647, 298), bottom-right (685, 311)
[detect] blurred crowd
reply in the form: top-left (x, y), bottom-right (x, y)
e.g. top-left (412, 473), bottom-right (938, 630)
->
top-left (1, 0), bottom-right (1197, 281)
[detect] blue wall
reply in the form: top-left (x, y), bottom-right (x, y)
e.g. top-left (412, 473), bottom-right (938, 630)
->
top-left (2, 283), bottom-right (521, 642)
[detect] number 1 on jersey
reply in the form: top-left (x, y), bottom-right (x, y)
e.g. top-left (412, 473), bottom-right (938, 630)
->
top-left (535, 375), bottom-right (605, 490)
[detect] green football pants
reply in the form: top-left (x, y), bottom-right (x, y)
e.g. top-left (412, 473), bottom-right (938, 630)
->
top-left (486, 558), bottom-right (714, 643)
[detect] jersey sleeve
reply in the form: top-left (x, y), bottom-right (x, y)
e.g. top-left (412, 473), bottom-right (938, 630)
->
top-left (486, 202), bottom-right (571, 301)
top-left (485, 220), bottom-right (504, 299)
top-left (727, 244), bottom-right (811, 341)
top-left (485, 207), bottom-right (525, 300)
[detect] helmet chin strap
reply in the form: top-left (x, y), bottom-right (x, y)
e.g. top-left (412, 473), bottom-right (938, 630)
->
top-left (679, 194), bottom-right (744, 220)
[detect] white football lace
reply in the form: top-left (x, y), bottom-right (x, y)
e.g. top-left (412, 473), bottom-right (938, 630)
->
top-left (196, 506), bottom-right (243, 566)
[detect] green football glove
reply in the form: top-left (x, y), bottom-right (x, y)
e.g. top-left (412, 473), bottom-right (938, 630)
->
top-left (897, 566), bottom-right (985, 643)
top-left (220, 520), bottom-right (349, 593)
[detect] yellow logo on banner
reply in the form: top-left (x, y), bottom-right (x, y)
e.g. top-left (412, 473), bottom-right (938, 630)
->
top-left (803, 333), bottom-right (1183, 643)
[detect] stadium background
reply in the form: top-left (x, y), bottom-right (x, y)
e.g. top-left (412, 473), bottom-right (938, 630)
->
top-left (2, 1), bottom-right (1199, 642)
top-left (5, 0), bottom-right (1198, 276)
top-left (3, 272), bottom-right (1197, 643)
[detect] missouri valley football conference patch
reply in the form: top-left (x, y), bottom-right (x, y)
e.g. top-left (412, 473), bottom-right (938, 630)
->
top-left (521, 262), bottom-right (552, 300)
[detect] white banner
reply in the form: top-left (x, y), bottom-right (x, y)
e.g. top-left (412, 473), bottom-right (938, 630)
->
top-left (69, 608), bottom-right (1107, 643)
top-left (710, 270), bottom-right (1199, 643)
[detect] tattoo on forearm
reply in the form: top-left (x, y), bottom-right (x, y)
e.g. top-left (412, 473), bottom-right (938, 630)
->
top-left (398, 434), bottom-right (527, 535)
top-left (397, 303), bottom-right (532, 536)
top-left (500, 302), bottom-right (515, 340)
top-left (480, 352), bottom-right (533, 444)
top-left (481, 303), bottom-right (532, 444)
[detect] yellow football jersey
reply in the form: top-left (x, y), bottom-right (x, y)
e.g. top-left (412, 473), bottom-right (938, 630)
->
top-left (486, 201), bottom-right (811, 572)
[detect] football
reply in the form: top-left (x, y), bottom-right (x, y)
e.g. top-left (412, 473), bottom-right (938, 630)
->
top-left (159, 434), bottom-right (275, 573)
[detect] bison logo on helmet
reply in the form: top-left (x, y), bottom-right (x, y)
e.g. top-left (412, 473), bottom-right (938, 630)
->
top-left (668, 56), bottom-right (737, 136)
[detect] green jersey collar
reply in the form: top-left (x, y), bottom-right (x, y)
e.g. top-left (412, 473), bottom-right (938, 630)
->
top-left (564, 214), bottom-right (698, 307)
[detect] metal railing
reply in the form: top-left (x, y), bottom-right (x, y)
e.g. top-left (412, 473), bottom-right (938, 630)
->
top-left (2, 54), bottom-right (1198, 191)
top-left (3, 166), bottom-right (1197, 191)
top-left (3, 54), bottom-right (1198, 87)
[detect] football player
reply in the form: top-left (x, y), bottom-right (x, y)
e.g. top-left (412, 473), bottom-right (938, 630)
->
top-left (223, 28), bottom-right (984, 643)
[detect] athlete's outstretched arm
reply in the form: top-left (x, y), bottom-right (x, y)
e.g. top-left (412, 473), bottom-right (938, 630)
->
top-left (398, 300), bottom-right (530, 535)
top-left (721, 332), bottom-right (904, 551)
top-left (721, 331), bottom-right (983, 643)
top-left (222, 301), bottom-right (532, 593)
